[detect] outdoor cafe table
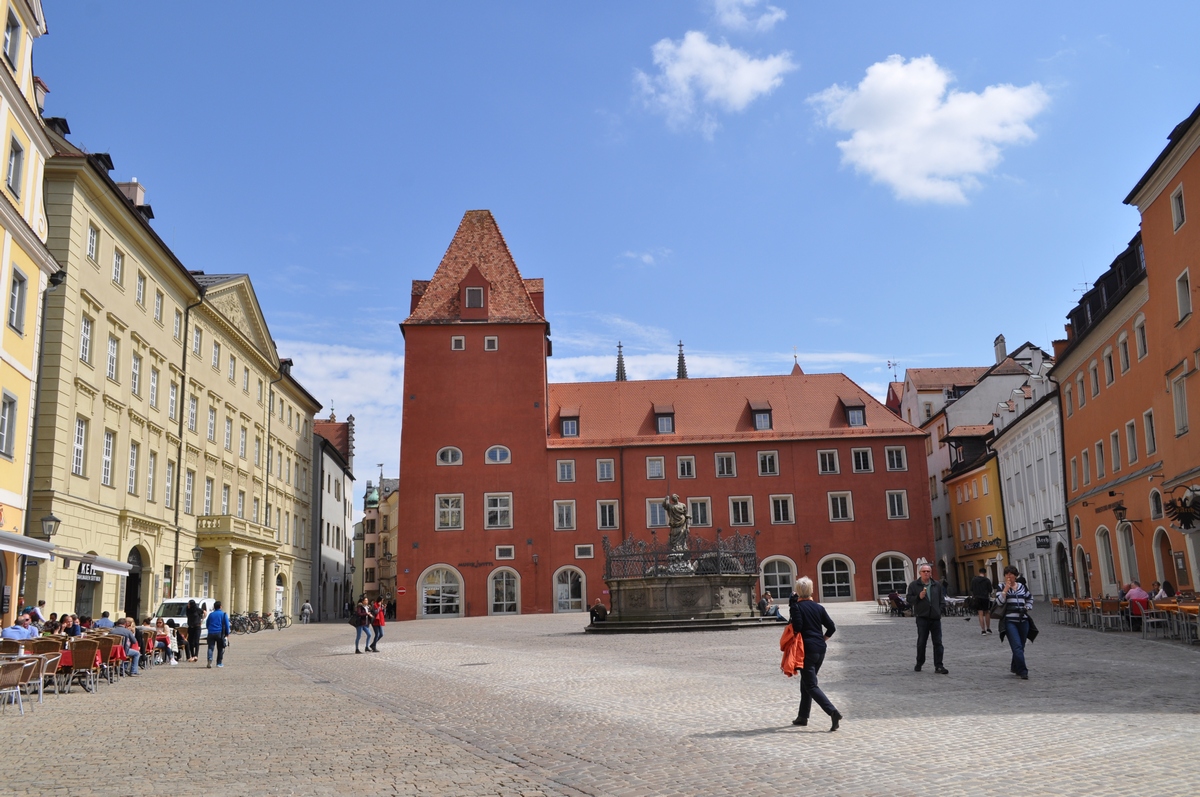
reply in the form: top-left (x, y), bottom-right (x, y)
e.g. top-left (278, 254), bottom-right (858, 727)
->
top-left (58, 649), bottom-right (103, 669)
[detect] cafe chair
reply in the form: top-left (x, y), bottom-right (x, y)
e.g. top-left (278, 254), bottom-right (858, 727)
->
top-left (93, 635), bottom-right (118, 684)
top-left (1097, 599), bottom-right (1125, 632)
top-left (1142, 601), bottom-right (1171, 640)
top-left (0, 660), bottom-right (27, 715)
top-left (67, 638), bottom-right (101, 694)
top-left (37, 652), bottom-right (62, 699)
top-left (0, 639), bottom-right (20, 655)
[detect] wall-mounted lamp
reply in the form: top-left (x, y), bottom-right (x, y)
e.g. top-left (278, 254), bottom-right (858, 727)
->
top-left (1043, 518), bottom-right (1054, 533)
top-left (40, 513), bottom-right (61, 538)
top-left (532, 553), bottom-right (540, 564)
top-left (191, 544), bottom-right (204, 562)
top-left (803, 543), bottom-right (812, 558)
top-left (1113, 504), bottom-right (1128, 523)
top-left (274, 562), bottom-right (281, 574)
top-left (383, 552), bottom-right (394, 563)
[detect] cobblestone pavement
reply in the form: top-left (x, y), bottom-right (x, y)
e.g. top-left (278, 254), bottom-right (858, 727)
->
top-left (5, 603), bottom-right (1198, 796)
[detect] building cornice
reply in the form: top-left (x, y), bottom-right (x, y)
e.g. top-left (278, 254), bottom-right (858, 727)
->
top-left (1048, 281), bottom-right (1148, 379)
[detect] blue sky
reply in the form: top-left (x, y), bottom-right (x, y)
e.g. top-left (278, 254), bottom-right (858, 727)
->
top-left (35, 1), bottom-right (1200, 509)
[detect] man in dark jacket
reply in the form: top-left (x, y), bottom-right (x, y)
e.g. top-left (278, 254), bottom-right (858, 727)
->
top-left (905, 564), bottom-right (948, 674)
top-left (970, 571), bottom-right (995, 634)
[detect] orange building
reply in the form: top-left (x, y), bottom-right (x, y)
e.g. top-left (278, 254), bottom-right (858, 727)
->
top-left (943, 426), bottom-right (1008, 586)
top-left (394, 211), bottom-right (935, 620)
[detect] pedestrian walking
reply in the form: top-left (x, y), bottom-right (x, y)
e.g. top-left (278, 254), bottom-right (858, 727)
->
top-left (970, 570), bottom-right (994, 634)
top-left (185, 599), bottom-right (206, 662)
top-left (368, 599), bottom-right (385, 652)
top-left (906, 563), bottom-right (949, 674)
top-left (300, 600), bottom-right (313, 625)
top-left (996, 566), bottom-right (1033, 680)
top-left (353, 597), bottom-right (371, 654)
top-left (788, 577), bottom-right (842, 731)
top-left (206, 600), bottom-right (231, 669)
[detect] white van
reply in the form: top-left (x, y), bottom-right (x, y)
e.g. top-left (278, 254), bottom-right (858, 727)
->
top-left (153, 598), bottom-right (218, 641)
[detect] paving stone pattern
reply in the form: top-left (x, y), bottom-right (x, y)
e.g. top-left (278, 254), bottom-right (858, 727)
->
top-left (5, 603), bottom-right (1198, 796)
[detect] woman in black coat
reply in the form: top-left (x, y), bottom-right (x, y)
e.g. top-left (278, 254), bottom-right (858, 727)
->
top-left (789, 576), bottom-right (843, 732)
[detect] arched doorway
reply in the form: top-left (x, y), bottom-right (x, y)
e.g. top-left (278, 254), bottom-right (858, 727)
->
top-left (873, 554), bottom-right (910, 599)
top-left (274, 574), bottom-right (285, 614)
top-left (419, 566), bottom-right (461, 617)
top-left (488, 568), bottom-right (520, 615)
top-left (760, 558), bottom-right (795, 600)
top-left (1056, 543), bottom-right (1073, 598)
top-left (1118, 522), bottom-right (1139, 584)
top-left (818, 556), bottom-right (854, 601)
top-left (1075, 545), bottom-right (1091, 597)
top-left (1154, 528), bottom-right (1172, 583)
top-left (124, 548), bottom-right (145, 620)
top-left (293, 581), bottom-right (303, 618)
top-left (553, 567), bottom-right (584, 612)
top-left (1096, 527), bottom-right (1118, 594)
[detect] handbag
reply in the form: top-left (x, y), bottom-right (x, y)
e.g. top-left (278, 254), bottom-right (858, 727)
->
top-left (989, 600), bottom-right (1006, 620)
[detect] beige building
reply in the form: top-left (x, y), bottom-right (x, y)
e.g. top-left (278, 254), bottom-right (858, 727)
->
top-left (22, 126), bottom-right (319, 621)
top-left (0, 0), bottom-right (63, 627)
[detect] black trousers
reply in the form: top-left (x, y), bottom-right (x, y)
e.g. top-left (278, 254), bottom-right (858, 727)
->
top-left (798, 646), bottom-right (838, 720)
top-left (186, 626), bottom-right (201, 660)
top-left (915, 617), bottom-right (944, 668)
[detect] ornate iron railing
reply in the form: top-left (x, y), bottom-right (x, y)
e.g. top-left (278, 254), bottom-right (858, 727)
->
top-left (601, 530), bottom-right (759, 580)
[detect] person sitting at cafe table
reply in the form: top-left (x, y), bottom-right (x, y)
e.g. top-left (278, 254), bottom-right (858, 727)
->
top-left (153, 618), bottom-right (178, 665)
top-left (1154, 580), bottom-right (1176, 600)
top-left (61, 614), bottom-right (81, 636)
top-left (2, 613), bottom-right (39, 639)
top-left (110, 618), bottom-right (142, 677)
top-left (93, 611), bottom-right (115, 629)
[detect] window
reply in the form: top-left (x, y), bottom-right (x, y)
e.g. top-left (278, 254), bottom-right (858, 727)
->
top-left (1095, 441), bottom-right (1105, 479)
top-left (1110, 431), bottom-right (1121, 473)
top-left (828, 492), bottom-right (852, 521)
top-left (154, 290), bottom-right (163, 322)
top-left (252, 497), bottom-right (259, 523)
top-left (1172, 184), bottom-right (1187, 231)
top-left (203, 478), bottom-right (213, 515)
top-left (1172, 375), bottom-right (1189, 435)
top-left (1089, 362), bottom-right (1100, 397)
top-left (87, 225), bottom-right (99, 261)
top-left (1150, 490), bottom-right (1164, 520)
top-left (818, 450), bottom-right (839, 474)
top-left (450, 336), bottom-right (465, 351)
top-left (2, 10), bottom-right (19, 67)
top-left (101, 430), bottom-right (115, 486)
top-left (729, 497), bottom-right (752, 525)
top-left (436, 495), bottom-right (463, 530)
top-left (758, 450), bottom-right (778, 476)
top-left (762, 559), bottom-right (795, 600)
top-left (207, 407), bottom-right (216, 442)
top-left (885, 446), bottom-right (907, 471)
top-left (130, 353), bottom-right (141, 395)
top-left (597, 501), bottom-right (618, 530)
top-left (923, 402), bottom-right (933, 420)
top-left (846, 407), bottom-right (865, 427)
top-left (1076, 375), bottom-right (1086, 408)
top-left (646, 457), bottom-right (664, 479)
top-left (224, 418), bottom-right (233, 450)
top-left (1082, 450), bottom-right (1090, 485)
top-left (185, 395), bottom-right (198, 431)
top-left (1070, 457), bottom-right (1077, 491)
top-left (228, 355), bottom-right (236, 382)
top-left (173, 309), bottom-right (182, 340)
top-left (146, 451), bottom-right (156, 501)
top-left (79, 315), bottom-right (92, 363)
top-left (111, 250), bottom-right (123, 285)
top-left (436, 446), bottom-right (462, 465)
top-left (0, 392), bottom-right (14, 457)
top-left (554, 569), bottom-right (584, 612)
top-left (484, 336), bottom-right (498, 351)
top-left (975, 519), bottom-right (982, 539)
top-left (135, 273), bottom-right (146, 306)
top-left (496, 546), bottom-right (515, 560)
top-left (716, 453), bottom-right (736, 477)
top-left (242, 367), bottom-right (249, 392)
top-left (239, 427), bottom-right (247, 458)
top-left (557, 459), bottom-right (575, 482)
top-left (886, 490), bottom-right (908, 519)
top-left (219, 484), bottom-right (229, 515)
top-left (106, 336), bottom-right (119, 380)
top-left (192, 327), bottom-right (202, 355)
top-left (1103, 348), bottom-right (1114, 385)
top-left (465, 286), bottom-right (484, 308)
top-left (1118, 334), bottom-right (1130, 374)
top-left (561, 418), bottom-right (578, 437)
top-left (575, 544), bottom-right (594, 559)
top-left (257, 379), bottom-right (263, 402)
top-left (689, 498), bottom-right (711, 526)
top-left (6, 267), bottom-right (25, 333)
top-left (820, 559), bottom-right (853, 600)
top-left (126, 442), bottom-right (138, 494)
top-left (753, 410), bottom-right (772, 430)
top-left (554, 500), bottom-right (576, 530)
top-left (148, 368), bottom-right (158, 407)
top-left (1065, 383), bottom-right (1074, 417)
top-left (1145, 409), bottom-right (1157, 454)
top-left (1125, 420), bottom-right (1138, 464)
top-left (5, 136), bottom-right (22, 196)
top-left (929, 476), bottom-right (937, 500)
top-left (1177, 270), bottom-right (1193, 321)
top-left (656, 414), bottom-right (674, 434)
top-left (647, 500), bottom-right (667, 527)
top-left (485, 493), bottom-right (512, 529)
top-left (485, 445), bottom-right (510, 464)
top-left (852, 448), bottom-right (873, 473)
top-left (676, 456), bottom-right (695, 478)
top-left (596, 459), bottom-right (614, 481)
top-left (211, 341), bottom-right (220, 368)
top-left (164, 461), bottom-right (174, 508)
top-left (1135, 316), bottom-right (1148, 360)
top-left (770, 495), bottom-right (794, 524)
top-left (168, 382), bottom-right (178, 420)
top-left (254, 437), bottom-right (260, 466)
top-left (237, 490), bottom-right (245, 518)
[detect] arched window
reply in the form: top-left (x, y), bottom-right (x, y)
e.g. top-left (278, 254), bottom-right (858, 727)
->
top-left (554, 567), bottom-right (584, 612)
top-left (1150, 490), bottom-right (1164, 520)
top-left (489, 568), bottom-right (519, 615)
top-left (1119, 523), bottom-right (1139, 583)
top-left (437, 446), bottom-right (463, 466)
top-left (485, 446), bottom-right (511, 464)
top-left (761, 558), bottom-right (794, 600)
top-left (1073, 515), bottom-right (1082, 539)
top-left (1096, 528), bottom-right (1117, 585)
top-left (819, 558), bottom-right (853, 600)
top-left (420, 567), bottom-right (461, 616)
top-left (874, 555), bottom-right (908, 597)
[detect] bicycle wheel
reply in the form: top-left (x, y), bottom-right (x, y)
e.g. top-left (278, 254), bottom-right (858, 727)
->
top-left (233, 617), bottom-right (248, 635)
top-left (249, 618), bottom-right (261, 633)
top-left (280, 615), bottom-right (291, 629)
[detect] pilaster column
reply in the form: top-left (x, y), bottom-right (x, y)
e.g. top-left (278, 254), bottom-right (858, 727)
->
top-left (263, 555), bottom-right (277, 615)
top-left (217, 546), bottom-right (234, 608)
top-left (233, 550), bottom-right (249, 613)
top-left (249, 553), bottom-right (264, 616)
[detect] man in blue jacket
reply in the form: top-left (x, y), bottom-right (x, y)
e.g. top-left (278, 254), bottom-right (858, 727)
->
top-left (205, 600), bottom-right (231, 668)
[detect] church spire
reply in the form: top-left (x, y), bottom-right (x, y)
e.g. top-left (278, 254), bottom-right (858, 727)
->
top-left (676, 340), bottom-right (688, 380)
top-left (615, 341), bottom-right (627, 382)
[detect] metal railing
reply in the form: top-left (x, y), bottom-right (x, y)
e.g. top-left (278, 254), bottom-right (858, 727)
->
top-left (602, 529), bottom-right (759, 580)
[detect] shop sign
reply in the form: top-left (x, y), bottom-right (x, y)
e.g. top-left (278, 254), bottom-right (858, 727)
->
top-left (963, 538), bottom-right (1004, 551)
top-left (1035, 535), bottom-right (1051, 549)
top-left (77, 562), bottom-right (102, 582)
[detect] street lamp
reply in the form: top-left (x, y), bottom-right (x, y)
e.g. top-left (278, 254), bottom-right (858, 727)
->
top-left (191, 544), bottom-right (204, 562)
top-left (274, 562), bottom-right (281, 574)
top-left (40, 513), bottom-right (60, 538)
top-left (383, 552), bottom-right (394, 563)
top-left (1113, 504), bottom-right (1128, 524)
top-left (1043, 518), bottom-right (1054, 533)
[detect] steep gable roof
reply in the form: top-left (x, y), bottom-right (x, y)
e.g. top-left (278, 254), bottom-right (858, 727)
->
top-left (404, 210), bottom-right (545, 325)
top-left (314, 420), bottom-right (352, 464)
top-left (906, 366), bottom-right (989, 391)
top-left (197, 274), bottom-right (278, 366)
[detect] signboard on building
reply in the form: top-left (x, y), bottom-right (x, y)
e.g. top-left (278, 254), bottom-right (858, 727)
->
top-left (1035, 535), bottom-right (1051, 549)
top-left (77, 562), bottom-right (102, 582)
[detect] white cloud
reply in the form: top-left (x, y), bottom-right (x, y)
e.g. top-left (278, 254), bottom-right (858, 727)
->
top-left (636, 31), bottom-right (796, 137)
top-left (809, 55), bottom-right (1049, 203)
top-left (278, 340), bottom-right (405, 522)
top-left (713, 0), bottom-right (787, 32)
top-left (619, 247), bottom-right (672, 267)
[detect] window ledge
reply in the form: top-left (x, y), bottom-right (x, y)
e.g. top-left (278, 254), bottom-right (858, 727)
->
top-left (1177, 312), bottom-right (1193, 329)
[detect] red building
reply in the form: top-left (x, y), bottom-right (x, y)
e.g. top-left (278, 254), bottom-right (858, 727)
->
top-left (396, 211), bottom-right (934, 619)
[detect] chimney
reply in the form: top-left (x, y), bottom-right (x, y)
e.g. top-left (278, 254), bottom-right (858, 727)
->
top-left (993, 334), bottom-right (1007, 365)
top-left (117, 177), bottom-right (145, 206)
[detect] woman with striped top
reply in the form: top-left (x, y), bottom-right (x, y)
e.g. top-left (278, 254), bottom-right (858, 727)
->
top-left (995, 565), bottom-right (1033, 680)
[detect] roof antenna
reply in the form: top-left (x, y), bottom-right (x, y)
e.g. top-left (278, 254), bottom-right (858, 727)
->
top-left (887, 360), bottom-right (899, 381)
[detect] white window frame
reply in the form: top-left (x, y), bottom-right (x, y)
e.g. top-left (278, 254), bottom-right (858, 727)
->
top-left (715, 452), bottom-right (736, 477)
top-left (596, 458), bottom-right (614, 481)
top-left (1117, 333), bottom-right (1130, 374)
top-left (495, 545), bottom-right (516, 560)
top-left (818, 449), bottom-right (839, 474)
top-left (1177, 268), bottom-right (1193, 321)
top-left (224, 418), bottom-right (233, 450)
top-left (450, 335), bottom-right (465, 351)
top-left (851, 447), bottom-right (873, 473)
top-left (597, 500), bottom-right (619, 530)
top-left (757, 450), bottom-right (779, 476)
top-left (154, 290), bottom-right (163, 322)
top-left (464, 286), bottom-right (484, 308)
top-left (164, 461), bottom-right (174, 508)
top-left (885, 446), bottom-right (907, 471)
top-left (561, 418), bottom-right (578, 437)
top-left (646, 499), bottom-right (668, 528)
top-left (239, 427), bottom-right (247, 458)
top-left (484, 336), bottom-right (498, 351)
top-left (1125, 420), bottom-right (1138, 464)
top-left (112, 249), bottom-right (123, 285)
top-left (436, 494), bottom-right (464, 530)
top-left (828, 491), bottom-right (853, 522)
top-left (688, 497), bottom-right (711, 527)
top-left (1135, 315), bottom-right (1148, 360)
top-left (554, 500), bottom-right (576, 530)
top-left (1172, 184), bottom-right (1186, 231)
top-left (645, 456), bottom-right (665, 479)
top-left (485, 445), bottom-right (511, 464)
top-left (436, 446), bottom-right (463, 466)
top-left (148, 367), bottom-right (158, 407)
top-left (135, 272), bottom-right (145, 306)
top-left (1110, 431), bottom-right (1121, 473)
top-left (1145, 409), bottom-right (1158, 454)
top-left (101, 430), bottom-right (114, 486)
top-left (5, 136), bottom-right (22, 197)
top-left (485, 492), bottom-right (513, 529)
top-left (886, 490), bottom-right (909, 519)
top-left (79, 315), bottom-right (92, 363)
top-left (207, 407), bottom-right (216, 442)
top-left (211, 341), bottom-right (221, 369)
top-left (6, 267), bottom-right (25, 333)
top-left (203, 477), bottom-right (213, 515)
top-left (769, 494), bottom-right (794, 525)
top-left (729, 496), bottom-right (753, 526)
top-left (127, 442), bottom-right (139, 494)
top-left (146, 451), bottom-right (156, 501)
top-left (557, 459), bottom-right (576, 483)
top-left (676, 455), bottom-right (695, 478)
top-left (106, 335), bottom-right (119, 380)
top-left (0, 392), bottom-right (15, 458)
top-left (87, 225), bottom-right (98, 261)
top-left (1172, 374), bottom-right (1189, 436)
top-left (574, 544), bottom-right (594, 559)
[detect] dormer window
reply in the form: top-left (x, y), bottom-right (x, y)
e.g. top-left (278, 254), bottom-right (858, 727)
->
top-left (465, 287), bottom-right (484, 308)
top-left (560, 408), bottom-right (579, 437)
top-left (839, 396), bottom-right (866, 427)
top-left (749, 400), bottom-right (772, 430)
top-left (653, 404), bottom-right (675, 434)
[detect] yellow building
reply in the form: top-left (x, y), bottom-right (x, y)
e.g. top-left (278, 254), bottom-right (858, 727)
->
top-left (0, 0), bottom-right (62, 627)
top-left (944, 425), bottom-right (1010, 587)
top-left (21, 124), bottom-right (319, 621)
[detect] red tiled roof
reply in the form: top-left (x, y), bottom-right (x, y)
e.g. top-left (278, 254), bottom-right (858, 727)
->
top-left (906, 366), bottom-right (989, 390)
top-left (546, 373), bottom-right (921, 448)
top-left (944, 423), bottom-right (993, 439)
top-left (885, 381), bottom-right (903, 413)
top-left (314, 420), bottom-right (351, 462)
top-left (404, 210), bottom-right (544, 325)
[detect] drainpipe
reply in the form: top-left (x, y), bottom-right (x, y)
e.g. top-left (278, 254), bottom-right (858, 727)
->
top-left (171, 290), bottom-right (206, 598)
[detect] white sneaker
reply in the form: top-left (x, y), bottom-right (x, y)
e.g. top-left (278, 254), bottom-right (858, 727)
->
top-left (169, 659), bottom-right (177, 666)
